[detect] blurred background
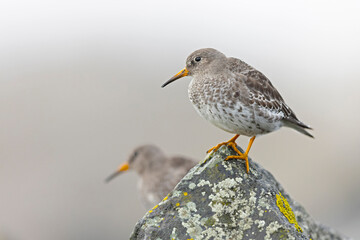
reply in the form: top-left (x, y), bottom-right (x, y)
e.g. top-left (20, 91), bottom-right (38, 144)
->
top-left (0, 0), bottom-right (359, 239)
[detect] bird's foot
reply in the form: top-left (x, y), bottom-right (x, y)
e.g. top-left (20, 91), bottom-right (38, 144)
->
top-left (224, 136), bottom-right (256, 173)
top-left (206, 134), bottom-right (240, 154)
top-left (206, 135), bottom-right (255, 173)
top-left (225, 152), bottom-right (249, 173)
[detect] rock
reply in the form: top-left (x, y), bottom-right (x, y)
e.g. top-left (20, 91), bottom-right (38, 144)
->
top-left (130, 145), bottom-right (350, 240)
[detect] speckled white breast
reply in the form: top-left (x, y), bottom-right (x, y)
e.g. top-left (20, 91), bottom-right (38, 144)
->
top-left (188, 77), bottom-right (283, 136)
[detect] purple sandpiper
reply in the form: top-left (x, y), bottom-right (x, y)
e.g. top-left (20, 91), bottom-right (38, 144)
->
top-left (162, 48), bottom-right (312, 173)
top-left (106, 145), bottom-right (196, 209)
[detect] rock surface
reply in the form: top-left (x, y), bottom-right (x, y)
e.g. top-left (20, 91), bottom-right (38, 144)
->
top-left (130, 145), bottom-right (349, 240)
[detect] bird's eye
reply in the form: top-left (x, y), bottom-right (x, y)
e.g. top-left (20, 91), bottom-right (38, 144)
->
top-left (195, 56), bottom-right (201, 62)
top-left (129, 151), bottom-right (138, 163)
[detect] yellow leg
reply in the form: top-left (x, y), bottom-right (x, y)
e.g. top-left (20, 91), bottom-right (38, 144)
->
top-left (207, 134), bottom-right (240, 153)
top-left (225, 136), bottom-right (256, 173)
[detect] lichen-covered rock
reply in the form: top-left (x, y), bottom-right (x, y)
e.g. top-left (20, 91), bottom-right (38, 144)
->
top-left (130, 145), bottom-right (350, 240)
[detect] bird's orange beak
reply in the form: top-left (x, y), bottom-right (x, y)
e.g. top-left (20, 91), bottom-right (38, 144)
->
top-left (105, 162), bottom-right (129, 183)
top-left (161, 68), bottom-right (188, 88)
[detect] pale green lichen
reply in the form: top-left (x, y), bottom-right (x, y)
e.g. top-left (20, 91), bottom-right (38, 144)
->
top-left (177, 199), bottom-right (202, 238)
top-left (170, 228), bottom-right (177, 239)
top-left (178, 207), bottom-right (191, 219)
top-left (172, 190), bottom-right (182, 198)
top-left (235, 177), bottom-right (243, 184)
top-left (223, 160), bottom-right (234, 172)
top-left (144, 215), bottom-right (164, 229)
top-left (264, 221), bottom-right (282, 240)
top-left (187, 202), bottom-right (197, 212)
top-left (239, 216), bottom-right (253, 231)
top-left (204, 217), bottom-right (216, 227)
top-left (200, 176), bottom-right (257, 239)
top-left (256, 189), bottom-right (270, 218)
top-left (255, 219), bottom-right (266, 231)
top-left (249, 190), bottom-right (257, 205)
top-left (197, 179), bottom-right (211, 187)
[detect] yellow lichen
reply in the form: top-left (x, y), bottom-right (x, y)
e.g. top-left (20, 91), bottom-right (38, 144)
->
top-left (276, 192), bottom-right (302, 232)
top-left (183, 192), bottom-right (188, 196)
top-left (148, 204), bottom-right (159, 213)
top-left (176, 203), bottom-right (180, 206)
top-left (163, 195), bottom-right (169, 201)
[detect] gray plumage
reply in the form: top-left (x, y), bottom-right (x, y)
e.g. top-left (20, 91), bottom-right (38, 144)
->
top-left (164, 48), bottom-right (313, 138)
top-left (107, 145), bottom-right (196, 209)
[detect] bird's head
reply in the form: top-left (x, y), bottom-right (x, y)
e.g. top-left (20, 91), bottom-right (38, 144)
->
top-left (161, 48), bottom-right (227, 88)
top-left (105, 145), bottom-right (165, 183)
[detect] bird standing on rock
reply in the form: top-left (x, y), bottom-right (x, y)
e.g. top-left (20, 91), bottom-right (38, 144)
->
top-left (106, 145), bottom-right (196, 209)
top-left (162, 48), bottom-right (313, 173)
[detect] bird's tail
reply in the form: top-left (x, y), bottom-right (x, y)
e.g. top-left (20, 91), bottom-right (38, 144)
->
top-left (282, 117), bottom-right (314, 138)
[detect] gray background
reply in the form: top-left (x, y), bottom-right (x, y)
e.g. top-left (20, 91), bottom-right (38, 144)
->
top-left (0, 0), bottom-right (359, 239)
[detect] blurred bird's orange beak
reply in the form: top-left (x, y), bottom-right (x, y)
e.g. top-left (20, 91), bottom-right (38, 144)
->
top-left (105, 162), bottom-right (129, 183)
top-left (161, 68), bottom-right (188, 88)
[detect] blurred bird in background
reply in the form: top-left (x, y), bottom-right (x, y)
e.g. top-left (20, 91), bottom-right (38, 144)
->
top-left (106, 145), bottom-right (197, 209)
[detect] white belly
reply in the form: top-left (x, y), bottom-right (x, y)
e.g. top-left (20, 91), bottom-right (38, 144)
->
top-left (188, 80), bottom-right (283, 136)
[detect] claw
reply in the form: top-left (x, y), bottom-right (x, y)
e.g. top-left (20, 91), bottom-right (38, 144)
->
top-left (225, 155), bottom-right (249, 173)
top-left (206, 135), bottom-right (256, 174)
top-left (206, 134), bottom-right (240, 154)
top-left (207, 141), bottom-right (228, 153)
